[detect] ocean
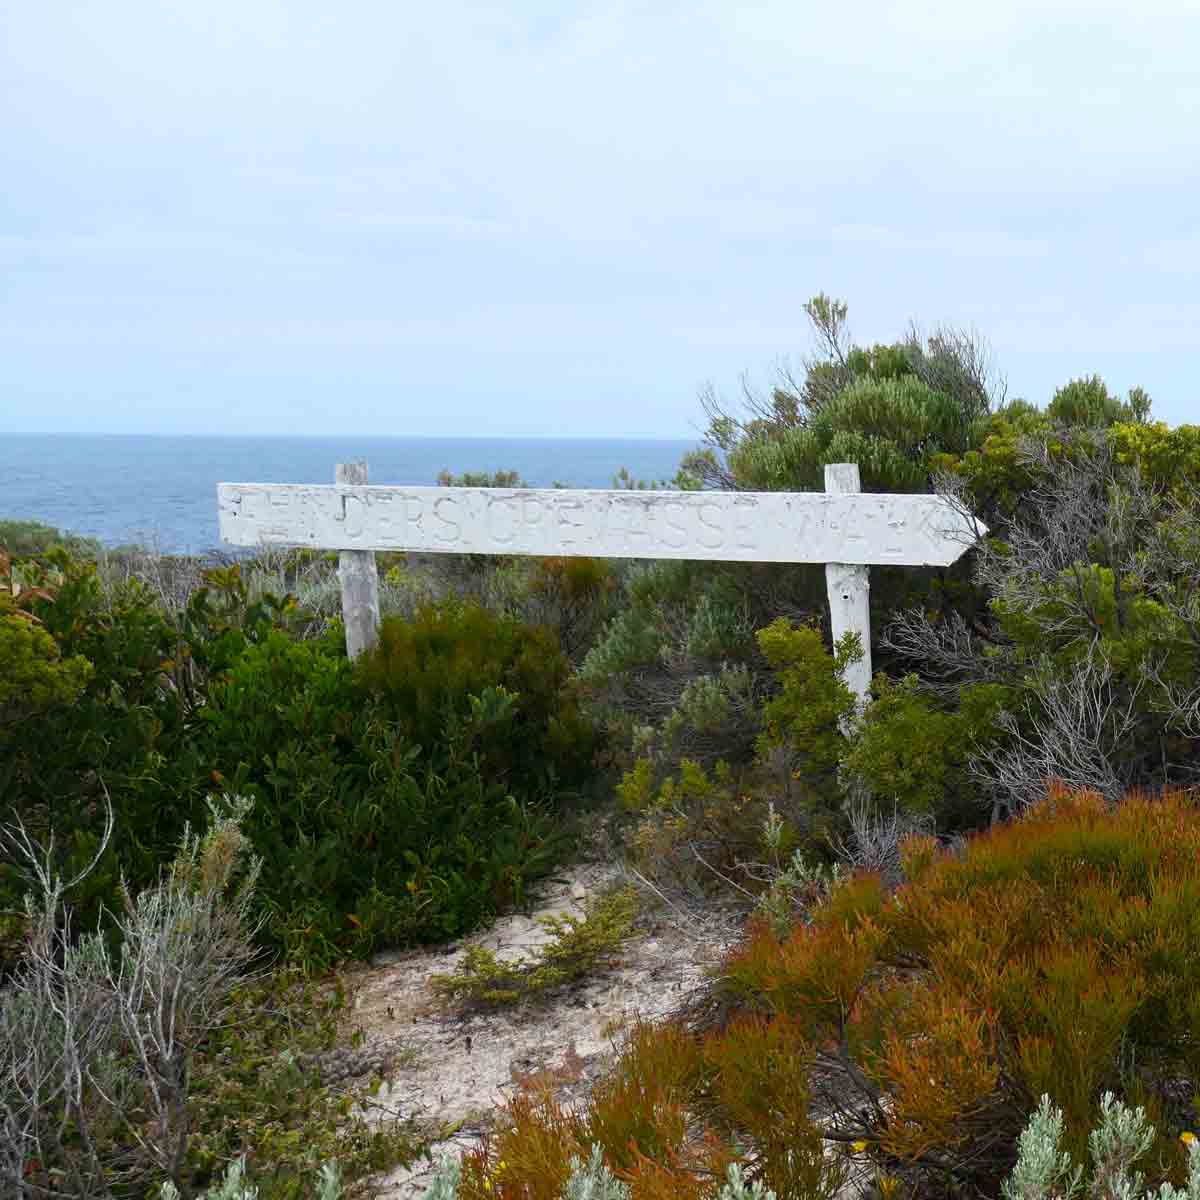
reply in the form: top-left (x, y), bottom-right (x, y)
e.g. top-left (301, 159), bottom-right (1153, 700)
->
top-left (1, 433), bottom-right (699, 555)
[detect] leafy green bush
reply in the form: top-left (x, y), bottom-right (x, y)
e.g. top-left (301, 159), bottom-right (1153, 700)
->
top-left (684, 294), bottom-right (996, 496)
top-left (2, 552), bottom-right (592, 975)
top-left (755, 619), bottom-right (858, 801)
top-left (199, 624), bottom-right (574, 969)
top-left (1047, 374), bottom-right (1150, 428)
top-left (842, 674), bottom-right (1004, 826)
top-left (0, 592), bottom-right (92, 722)
top-left (356, 599), bottom-right (597, 795)
top-left (0, 550), bottom-right (214, 958)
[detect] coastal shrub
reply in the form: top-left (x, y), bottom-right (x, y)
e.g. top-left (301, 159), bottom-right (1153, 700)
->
top-left (519, 555), bottom-right (618, 662)
top-left (436, 468), bottom-right (527, 488)
top-left (1109, 419), bottom-right (1200, 501)
top-left (201, 626), bottom-right (573, 968)
top-left (755, 617), bottom-right (1001, 828)
top-left (616, 757), bottom-right (779, 897)
top-left (842, 674), bottom-right (1005, 827)
top-left (1046, 374), bottom-right (1150, 428)
top-left (0, 516), bottom-right (101, 558)
top-left (0, 580), bottom-right (92, 723)
top-left (613, 616), bottom-right (999, 901)
top-left (2, 554), bottom-right (589, 973)
top-left (448, 786), bottom-right (1200, 1198)
top-left (686, 296), bottom-right (996, 496)
top-left (719, 785), bottom-right (1200, 1186)
top-left (1, 794), bottom-right (261, 1199)
top-left (184, 963), bottom-right (420, 1199)
top-left (454, 1018), bottom-right (841, 1200)
top-left (0, 549), bottom-right (213, 959)
top-left (454, 1025), bottom-right (719, 1200)
top-left (754, 619), bottom-right (857, 810)
top-left (892, 426), bottom-right (1200, 816)
top-left (1, 794), bottom-right (419, 1200)
top-left (356, 599), bottom-right (597, 795)
top-left (579, 559), bottom-right (820, 793)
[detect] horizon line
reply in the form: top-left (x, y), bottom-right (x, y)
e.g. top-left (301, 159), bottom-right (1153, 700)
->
top-left (3, 429), bottom-right (701, 443)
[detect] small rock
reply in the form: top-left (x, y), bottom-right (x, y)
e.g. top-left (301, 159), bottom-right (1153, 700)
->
top-left (570, 882), bottom-right (588, 902)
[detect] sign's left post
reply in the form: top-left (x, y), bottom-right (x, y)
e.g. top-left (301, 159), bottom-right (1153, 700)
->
top-left (336, 461), bottom-right (381, 659)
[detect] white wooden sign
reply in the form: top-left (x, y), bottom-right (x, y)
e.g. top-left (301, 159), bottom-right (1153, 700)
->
top-left (217, 464), bottom-right (987, 703)
top-left (219, 482), bottom-right (975, 567)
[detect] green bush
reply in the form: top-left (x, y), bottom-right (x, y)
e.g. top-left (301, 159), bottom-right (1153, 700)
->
top-left (755, 618), bottom-right (858, 807)
top-left (183, 964), bottom-right (421, 1200)
top-left (356, 599), bottom-right (597, 795)
top-left (2, 555), bottom-right (591, 975)
top-left (0, 550), bottom-right (213, 958)
top-left (0, 516), bottom-right (102, 558)
top-left (0, 595), bottom-right (92, 722)
top-left (1047, 374), bottom-right (1150, 428)
top-left (843, 674), bottom-right (1005, 826)
top-left (199, 625), bottom-right (574, 969)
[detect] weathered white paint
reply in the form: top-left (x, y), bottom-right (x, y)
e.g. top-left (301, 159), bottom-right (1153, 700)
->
top-left (216, 465), bottom-right (987, 699)
top-left (335, 461), bottom-right (381, 659)
top-left (217, 482), bottom-right (980, 567)
top-left (824, 463), bottom-right (872, 718)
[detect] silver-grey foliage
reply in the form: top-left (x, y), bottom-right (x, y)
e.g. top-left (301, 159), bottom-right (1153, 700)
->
top-left (160, 1157), bottom-right (343, 1200)
top-left (716, 1162), bottom-right (778, 1200)
top-left (1003, 1092), bottom-right (1200, 1200)
top-left (562, 1145), bottom-right (630, 1200)
top-left (0, 793), bottom-right (266, 1200)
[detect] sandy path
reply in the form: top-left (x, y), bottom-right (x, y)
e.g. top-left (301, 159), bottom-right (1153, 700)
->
top-left (334, 861), bottom-right (732, 1199)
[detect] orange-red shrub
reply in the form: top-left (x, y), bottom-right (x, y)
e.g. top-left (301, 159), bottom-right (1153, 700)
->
top-left (466, 786), bottom-right (1200, 1195)
top-left (721, 785), bottom-right (1200, 1179)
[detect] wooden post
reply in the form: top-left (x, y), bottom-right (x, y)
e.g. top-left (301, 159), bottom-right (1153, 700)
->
top-left (336, 461), bottom-right (381, 659)
top-left (824, 463), bottom-right (872, 718)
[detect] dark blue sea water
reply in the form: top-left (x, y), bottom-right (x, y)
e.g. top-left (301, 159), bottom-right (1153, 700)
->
top-left (1, 434), bottom-right (698, 555)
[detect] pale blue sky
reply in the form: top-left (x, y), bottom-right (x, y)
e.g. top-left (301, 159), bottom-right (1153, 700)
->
top-left (2, 1), bottom-right (1198, 437)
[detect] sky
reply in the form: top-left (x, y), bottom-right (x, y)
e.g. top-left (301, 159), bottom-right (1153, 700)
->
top-left (2, 1), bottom-right (1198, 438)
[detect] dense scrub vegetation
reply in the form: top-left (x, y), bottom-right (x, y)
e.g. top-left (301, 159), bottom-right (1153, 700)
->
top-left (0, 550), bottom-right (596, 974)
top-left (6, 293), bottom-right (1200, 1197)
top-left (446, 787), bottom-right (1200, 1199)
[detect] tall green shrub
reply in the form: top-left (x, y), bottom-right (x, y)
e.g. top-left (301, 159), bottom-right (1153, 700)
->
top-left (199, 623), bottom-right (574, 968)
top-left (356, 600), bottom-right (597, 794)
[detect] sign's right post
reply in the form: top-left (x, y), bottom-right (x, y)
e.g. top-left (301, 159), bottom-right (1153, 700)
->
top-left (824, 462), bottom-right (873, 720)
